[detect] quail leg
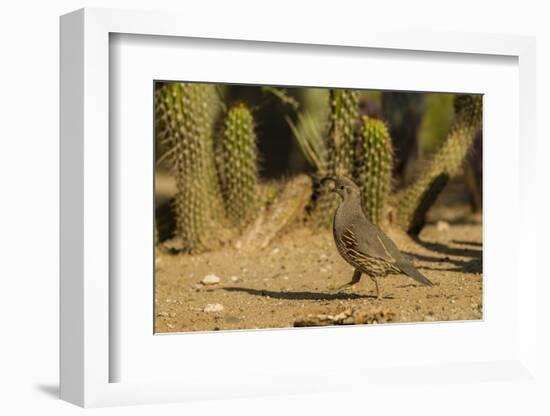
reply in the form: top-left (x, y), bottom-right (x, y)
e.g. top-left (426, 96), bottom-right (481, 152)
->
top-left (369, 275), bottom-right (382, 300)
top-left (336, 269), bottom-right (362, 291)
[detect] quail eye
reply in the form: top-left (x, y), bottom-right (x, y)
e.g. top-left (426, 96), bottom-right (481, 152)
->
top-left (340, 186), bottom-right (345, 190)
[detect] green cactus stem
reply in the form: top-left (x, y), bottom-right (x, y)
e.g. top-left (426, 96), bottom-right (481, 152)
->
top-left (218, 102), bottom-right (259, 227)
top-left (397, 94), bottom-right (482, 235)
top-left (355, 116), bottom-right (393, 225)
top-left (155, 82), bottom-right (220, 252)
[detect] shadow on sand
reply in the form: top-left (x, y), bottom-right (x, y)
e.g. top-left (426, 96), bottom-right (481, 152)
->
top-left (402, 236), bottom-right (482, 275)
top-left (223, 287), bottom-right (376, 301)
top-left (412, 236), bottom-right (482, 259)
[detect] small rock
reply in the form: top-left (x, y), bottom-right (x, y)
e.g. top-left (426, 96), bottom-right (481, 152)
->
top-left (204, 303), bottom-right (224, 313)
top-left (224, 316), bottom-right (242, 324)
top-left (230, 276), bottom-right (240, 283)
top-left (436, 220), bottom-right (450, 232)
top-left (201, 274), bottom-right (221, 285)
top-left (271, 248), bottom-right (280, 255)
top-left (333, 311), bottom-right (349, 321)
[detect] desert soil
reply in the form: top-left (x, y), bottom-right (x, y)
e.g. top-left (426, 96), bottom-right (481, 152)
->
top-left (155, 201), bottom-right (482, 333)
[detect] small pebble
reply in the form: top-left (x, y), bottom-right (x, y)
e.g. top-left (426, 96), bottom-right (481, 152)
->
top-left (230, 276), bottom-right (240, 283)
top-left (333, 311), bottom-right (349, 321)
top-left (224, 316), bottom-right (242, 324)
top-left (436, 220), bottom-right (450, 232)
top-left (201, 274), bottom-right (221, 285)
top-left (204, 303), bottom-right (224, 313)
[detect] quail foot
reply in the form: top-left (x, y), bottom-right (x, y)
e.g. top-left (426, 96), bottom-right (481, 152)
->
top-left (323, 176), bottom-right (433, 299)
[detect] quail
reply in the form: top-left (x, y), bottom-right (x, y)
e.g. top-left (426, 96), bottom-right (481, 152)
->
top-left (323, 176), bottom-right (433, 299)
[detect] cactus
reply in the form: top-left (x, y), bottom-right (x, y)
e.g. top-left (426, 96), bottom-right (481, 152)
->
top-left (328, 89), bottom-right (360, 177)
top-left (417, 93), bottom-right (455, 155)
top-left (311, 89), bottom-right (359, 227)
top-left (354, 116), bottom-right (393, 225)
top-left (155, 82), bottom-right (220, 252)
top-left (218, 102), bottom-right (259, 227)
top-left (397, 94), bottom-right (482, 235)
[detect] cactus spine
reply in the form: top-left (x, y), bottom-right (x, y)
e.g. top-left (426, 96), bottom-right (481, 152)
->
top-left (219, 102), bottom-right (259, 227)
top-left (397, 94), bottom-right (482, 235)
top-left (312, 89), bottom-right (359, 227)
top-left (355, 116), bottom-right (393, 225)
top-left (155, 82), bottom-right (220, 252)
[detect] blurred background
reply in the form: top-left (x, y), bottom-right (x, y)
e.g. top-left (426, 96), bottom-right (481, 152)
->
top-left (155, 84), bottom-right (482, 238)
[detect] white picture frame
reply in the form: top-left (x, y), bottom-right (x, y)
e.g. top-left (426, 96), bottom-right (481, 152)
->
top-left (60, 8), bottom-right (538, 408)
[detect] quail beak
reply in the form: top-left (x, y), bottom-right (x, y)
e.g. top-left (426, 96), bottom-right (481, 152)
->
top-left (321, 176), bottom-right (336, 192)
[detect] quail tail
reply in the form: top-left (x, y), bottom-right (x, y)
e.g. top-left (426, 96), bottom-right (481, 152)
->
top-left (398, 262), bottom-right (433, 286)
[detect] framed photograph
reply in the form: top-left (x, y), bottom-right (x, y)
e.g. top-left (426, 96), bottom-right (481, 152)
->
top-left (60, 8), bottom-right (537, 407)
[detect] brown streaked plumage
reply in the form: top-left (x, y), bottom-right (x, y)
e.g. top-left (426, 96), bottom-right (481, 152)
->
top-left (322, 176), bottom-right (433, 299)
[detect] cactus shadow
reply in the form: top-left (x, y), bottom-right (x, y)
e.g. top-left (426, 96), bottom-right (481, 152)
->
top-left (223, 287), bottom-right (375, 301)
top-left (445, 217), bottom-right (482, 226)
top-left (411, 236), bottom-right (481, 259)
top-left (452, 239), bottom-right (482, 247)
top-left (404, 251), bottom-right (482, 275)
top-left (403, 251), bottom-right (465, 267)
top-left (443, 258), bottom-right (482, 274)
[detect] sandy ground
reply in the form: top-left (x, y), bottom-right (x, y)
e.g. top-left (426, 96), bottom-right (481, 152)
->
top-left (155, 201), bottom-right (482, 333)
